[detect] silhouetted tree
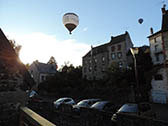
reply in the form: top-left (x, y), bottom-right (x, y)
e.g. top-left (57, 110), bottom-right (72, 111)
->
top-left (47, 56), bottom-right (58, 70)
top-left (9, 39), bottom-right (22, 56)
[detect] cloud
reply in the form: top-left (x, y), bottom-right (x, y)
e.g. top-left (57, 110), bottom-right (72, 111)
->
top-left (7, 32), bottom-right (90, 68)
top-left (83, 27), bottom-right (88, 32)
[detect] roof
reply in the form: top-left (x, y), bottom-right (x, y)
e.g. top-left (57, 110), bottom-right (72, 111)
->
top-left (109, 31), bottom-right (128, 44)
top-left (83, 43), bottom-right (109, 58)
top-left (83, 32), bottom-right (128, 58)
top-left (34, 62), bottom-right (57, 74)
top-left (0, 28), bottom-right (17, 58)
top-left (148, 7), bottom-right (168, 38)
top-left (147, 30), bottom-right (162, 38)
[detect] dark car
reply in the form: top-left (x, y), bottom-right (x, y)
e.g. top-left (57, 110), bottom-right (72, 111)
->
top-left (91, 101), bottom-right (117, 113)
top-left (111, 103), bottom-right (155, 122)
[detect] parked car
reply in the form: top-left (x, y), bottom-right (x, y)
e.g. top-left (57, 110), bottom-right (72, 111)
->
top-left (111, 103), bottom-right (155, 122)
top-left (73, 99), bottom-right (100, 110)
top-left (53, 97), bottom-right (75, 109)
top-left (90, 101), bottom-right (116, 113)
top-left (29, 90), bottom-right (38, 98)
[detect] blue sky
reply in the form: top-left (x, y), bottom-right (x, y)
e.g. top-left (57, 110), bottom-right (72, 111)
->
top-left (0, 0), bottom-right (167, 67)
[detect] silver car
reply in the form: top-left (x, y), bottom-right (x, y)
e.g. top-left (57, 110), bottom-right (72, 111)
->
top-left (73, 99), bottom-right (100, 109)
top-left (53, 97), bottom-right (75, 109)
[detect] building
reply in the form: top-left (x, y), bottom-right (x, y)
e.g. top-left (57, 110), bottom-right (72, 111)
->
top-left (148, 5), bottom-right (168, 104)
top-left (0, 28), bottom-right (35, 124)
top-left (29, 61), bottom-right (57, 87)
top-left (82, 31), bottom-right (133, 80)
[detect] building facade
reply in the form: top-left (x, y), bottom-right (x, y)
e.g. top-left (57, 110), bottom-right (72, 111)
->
top-left (29, 61), bottom-right (57, 87)
top-left (148, 5), bottom-right (168, 104)
top-left (82, 31), bottom-right (133, 80)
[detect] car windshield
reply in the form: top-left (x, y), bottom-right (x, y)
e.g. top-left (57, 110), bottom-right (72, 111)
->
top-left (64, 99), bottom-right (71, 102)
top-left (56, 98), bottom-right (70, 103)
top-left (77, 100), bottom-right (88, 106)
top-left (118, 104), bottom-right (138, 113)
top-left (91, 101), bottom-right (108, 110)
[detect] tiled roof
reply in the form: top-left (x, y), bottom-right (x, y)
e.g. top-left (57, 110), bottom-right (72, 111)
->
top-left (35, 62), bottom-right (57, 74)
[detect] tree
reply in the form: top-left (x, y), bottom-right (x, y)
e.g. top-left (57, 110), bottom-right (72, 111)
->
top-left (25, 63), bottom-right (30, 69)
top-left (105, 62), bottom-right (132, 88)
top-left (47, 56), bottom-right (58, 70)
top-left (9, 39), bottom-right (22, 56)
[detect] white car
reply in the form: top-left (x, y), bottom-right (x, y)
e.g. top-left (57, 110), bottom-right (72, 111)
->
top-left (53, 97), bottom-right (75, 109)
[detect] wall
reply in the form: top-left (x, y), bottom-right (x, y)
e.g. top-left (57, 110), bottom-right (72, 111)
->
top-left (150, 67), bottom-right (168, 103)
top-left (149, 34), bottom-right (164, 65)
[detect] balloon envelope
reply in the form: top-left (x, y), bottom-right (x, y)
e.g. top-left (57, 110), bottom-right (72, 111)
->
top-left (138, 18), bottom-right (143, 24)
top-left (63, 13), bottom-right (79, 34)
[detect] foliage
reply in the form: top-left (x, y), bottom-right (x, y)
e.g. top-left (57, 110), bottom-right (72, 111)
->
top-left (105, 62), bottom-right (134, 88)
top-left (9, 39), bottom-right (22, 56)
top-left (47, 56), bottom-right (58, 70)
top-left (25, 63), bottom-right (30, 69)
top-left (38, 65), bottom-right (84, 92)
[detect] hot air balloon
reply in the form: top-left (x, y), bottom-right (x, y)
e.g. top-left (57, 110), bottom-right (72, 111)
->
top-left (138, 18), bottom-right (143, 24)
top-left (63, 13), bottom-right (79, 34)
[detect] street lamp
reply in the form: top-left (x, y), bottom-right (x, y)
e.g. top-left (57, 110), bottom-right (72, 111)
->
top-left (130, 47), bottom-right (140, 102)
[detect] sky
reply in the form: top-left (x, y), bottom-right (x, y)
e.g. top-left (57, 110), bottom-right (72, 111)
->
top-left (0, 0), bottom-right (167, 68)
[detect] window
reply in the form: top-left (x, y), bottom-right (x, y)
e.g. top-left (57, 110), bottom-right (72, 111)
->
top-left (118, 44), bottom-right (121, 51)
top-left (89, 60), bottom-right (91, 64)
top-left (155, 45), bottom-right (158, 51)
top-left (102, 56), bottom-right (105, 62)
top-left (156, 54), bottom-right (159, 61)
top-left (41, 76), bottom-right (45, 81)
top-left (117, 52), bottom-right (122, 59)
top-left (102, 67), bottom-right (105, 72)
top-left (154, 74), bottom-right (163, 80)
top-left (94, 65), bottom-right (97, 71)
top-left (118, 62), bottom-right (123, 68)
top-left (111, 46), bottom-right (115, 52)
top-left (154, 38), bottom-right (157, 43)
top-left (94, 58), bottom-right (97, 63)
top-left (111, 53), bottom-right (116, 60)
top-left (89, 66), bottom-right (92, 72)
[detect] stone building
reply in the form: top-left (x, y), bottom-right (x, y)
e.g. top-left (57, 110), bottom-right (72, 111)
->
top-left (82, 31), bottom-right (133, 80)
top-left (148, 5), bottom-right (168, 104)
top-left (29, 61), bottom-right (57, 87)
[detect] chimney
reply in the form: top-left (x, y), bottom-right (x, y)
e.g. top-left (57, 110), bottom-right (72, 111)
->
top-left (162, 4), bottom-right (166, 15)
top-left (150, 27), bottom-right (154, 35)
top-left (111, 36), bottom-right (113, 41)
